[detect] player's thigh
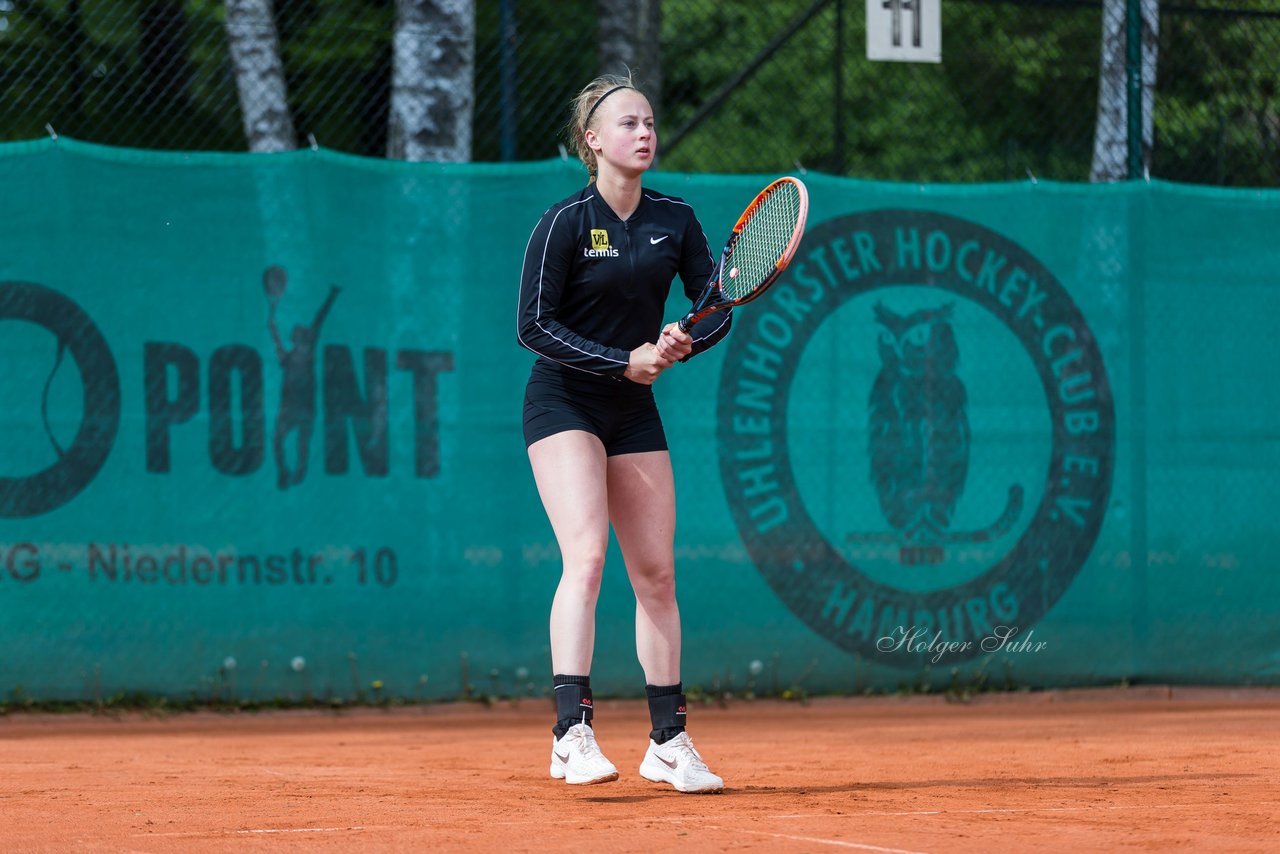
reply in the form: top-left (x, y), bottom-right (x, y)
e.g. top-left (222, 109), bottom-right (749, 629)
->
top-left (527, 429), bottom-right (611, 557)
top-left (606, 450), bottom-right (676, 572)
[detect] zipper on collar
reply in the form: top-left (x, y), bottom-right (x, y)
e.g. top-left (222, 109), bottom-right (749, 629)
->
top-left (622, 218), bottom-right (636, 285)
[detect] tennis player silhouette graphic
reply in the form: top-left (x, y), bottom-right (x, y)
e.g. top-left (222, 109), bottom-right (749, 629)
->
top-left (264, 266), bottom-right (340, 491)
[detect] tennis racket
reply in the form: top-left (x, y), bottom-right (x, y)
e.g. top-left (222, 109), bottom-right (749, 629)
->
top-left (677, 176), bottom-right (809, 332)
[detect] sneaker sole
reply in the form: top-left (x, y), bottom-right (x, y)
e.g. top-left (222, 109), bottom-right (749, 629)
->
top-left (639, 760), bottom-right (723, 794)
top-left (550, 764), bottom-right (619, 785)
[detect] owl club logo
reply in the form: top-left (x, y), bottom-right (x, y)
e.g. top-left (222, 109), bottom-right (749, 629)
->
top-left (850, 301), bottom-right (1024, 566)
top-left (717, 210), bottom-right (1114, 664)
top-left (0, 282), bottom-right (121, 518)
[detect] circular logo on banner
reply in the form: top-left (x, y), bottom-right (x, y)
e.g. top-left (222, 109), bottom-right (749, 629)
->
top-left (0, 282), bottom-right (120, 518)
top-left (717, 211), bottom-right (1114, 665)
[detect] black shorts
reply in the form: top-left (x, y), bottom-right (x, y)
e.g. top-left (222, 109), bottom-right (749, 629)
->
top-left (522, 361), bottom-right (668, 456)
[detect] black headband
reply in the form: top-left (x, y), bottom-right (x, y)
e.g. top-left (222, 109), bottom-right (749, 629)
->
top-left (583, 85), bottom-right (631, 130)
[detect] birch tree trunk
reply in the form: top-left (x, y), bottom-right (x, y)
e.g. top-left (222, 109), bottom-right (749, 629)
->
top-left (598, 0), bottom-right (663, 113)
top-left (224, 0), bottom-right (295, 153)
top-left (388, 0), bottom-right (476, 163)
top-left (1091, 0), bottom-right (1159, 182)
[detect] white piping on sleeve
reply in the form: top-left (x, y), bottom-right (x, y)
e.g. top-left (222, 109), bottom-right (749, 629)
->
top-left (514, 195), bottom-right (627, 376)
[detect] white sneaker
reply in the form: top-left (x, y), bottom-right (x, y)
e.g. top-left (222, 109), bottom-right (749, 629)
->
top-left (549, 723), bottom-right (619, 785)
top-left (639, 731), bottom-right (724, 793)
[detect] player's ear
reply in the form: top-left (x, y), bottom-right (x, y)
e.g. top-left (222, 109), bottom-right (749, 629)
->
top-left (584, 128), bottom-right (601, 153)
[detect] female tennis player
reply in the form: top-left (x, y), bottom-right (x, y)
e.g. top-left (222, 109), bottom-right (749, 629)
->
top-left (515, 73), bottom-right (728, 793)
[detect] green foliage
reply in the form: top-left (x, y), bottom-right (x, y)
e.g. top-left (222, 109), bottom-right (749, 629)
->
top-left (472, 0), bottom-right (595, 163)
top-left (279, 0), bottom-right (396, 155)
top-left (1155, 11), bottom-right (1280, 186)
top-left (1, 0), bottom-right (1278, 182)
top-left (658, 0), bottom-right (1103, 181)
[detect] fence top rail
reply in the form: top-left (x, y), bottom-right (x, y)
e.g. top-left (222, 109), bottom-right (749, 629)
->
top-left (8, 136), bottom-right (1280, 200)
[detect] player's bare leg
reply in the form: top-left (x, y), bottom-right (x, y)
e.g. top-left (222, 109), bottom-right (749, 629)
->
top-left (609, 450), bottom-right (723, 793)
top-left (528, 430), bottom-right (618, 784)
top-left (607, 450), bottom-right (680, 684)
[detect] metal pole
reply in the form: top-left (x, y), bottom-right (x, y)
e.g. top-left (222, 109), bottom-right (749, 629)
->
top-left (1126, 0), bottom-right (1142, 179)
top-left (834, 0), bottom-right (845, 174)
top-left (499, 0), bottom-right (518, 162)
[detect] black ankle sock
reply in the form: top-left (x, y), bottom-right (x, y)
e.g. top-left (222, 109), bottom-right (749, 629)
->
top-left (645, 682), bottom-right (686, 745)
top-left (552, 674), bottom-right (592, 739)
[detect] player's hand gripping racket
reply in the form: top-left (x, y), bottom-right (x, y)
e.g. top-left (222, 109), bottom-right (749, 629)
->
top-left (677, 176), bottom-right (809, 332)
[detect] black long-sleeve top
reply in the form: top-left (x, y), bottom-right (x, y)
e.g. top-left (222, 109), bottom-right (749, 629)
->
top-left (516, 186), bottom-right (732, 379)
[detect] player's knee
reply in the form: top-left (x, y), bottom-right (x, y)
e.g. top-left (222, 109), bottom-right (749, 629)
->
top-left (633, 562), bottom-right (676, 603)
top-left (562, 551), bottom-right (607, 590)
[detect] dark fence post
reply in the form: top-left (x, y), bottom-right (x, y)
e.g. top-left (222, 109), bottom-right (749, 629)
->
top-left (833, 0), bottom-right (845, 175)
top-left (1126, 0), bottom-right (1143, 179)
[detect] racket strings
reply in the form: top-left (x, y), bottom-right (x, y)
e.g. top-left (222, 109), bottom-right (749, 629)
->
top-left (723, 184), bottom-right (804, 302)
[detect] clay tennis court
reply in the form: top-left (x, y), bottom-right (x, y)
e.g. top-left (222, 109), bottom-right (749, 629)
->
top-left (3, 687), bottom-right (1277, 852)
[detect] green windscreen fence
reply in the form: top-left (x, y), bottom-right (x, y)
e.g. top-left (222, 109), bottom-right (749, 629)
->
top-left (1, 138), bottom-right (1277, 702)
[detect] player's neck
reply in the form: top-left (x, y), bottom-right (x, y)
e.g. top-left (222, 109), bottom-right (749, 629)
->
top-left (594, 171), bottom-right (643, 221)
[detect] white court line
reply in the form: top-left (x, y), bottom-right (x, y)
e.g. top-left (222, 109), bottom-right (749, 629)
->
top-left (772, 800), bottom-right (1280, 819)
top-left (134, 826), bottom-right (367, 838)
top-left (237, 827), bottom-right (366, 834)
top-left (707, 826), bottom-right (928, 854)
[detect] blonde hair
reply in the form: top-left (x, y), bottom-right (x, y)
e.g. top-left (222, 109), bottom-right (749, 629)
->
top-left (567, 73), bottom-right (643, 180)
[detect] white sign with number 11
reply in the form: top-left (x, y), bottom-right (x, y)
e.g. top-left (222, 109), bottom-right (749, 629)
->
top-left (866, 0), bottom-right (941, 63)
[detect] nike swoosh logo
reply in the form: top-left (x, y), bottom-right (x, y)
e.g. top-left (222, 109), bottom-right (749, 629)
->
top-left (657, 755), bottom-right (679, 770)
top-left (650, 235), bottom-right (669, 245)
top-left (554, 751), bottom-right (571, 764)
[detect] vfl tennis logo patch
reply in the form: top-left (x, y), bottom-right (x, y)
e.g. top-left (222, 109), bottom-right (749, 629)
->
top-left (584, 228), bottom-right (620, 258)
top-left (716, 211), bottom-right (1114, 665)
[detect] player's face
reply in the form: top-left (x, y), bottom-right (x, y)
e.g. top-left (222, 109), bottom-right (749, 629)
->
top-left (589, 91), bottom-right (656, 178)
